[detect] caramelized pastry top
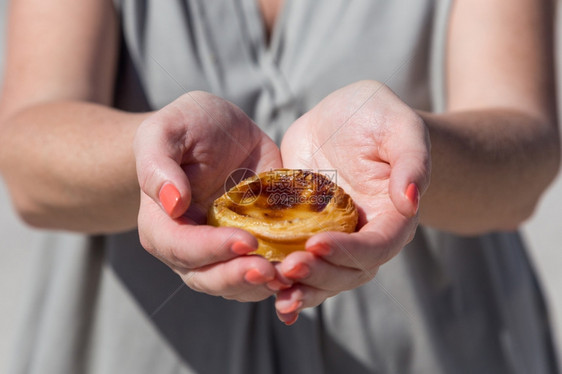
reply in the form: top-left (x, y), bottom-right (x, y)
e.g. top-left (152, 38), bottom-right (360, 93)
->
top-left (208, 169), bottom-right (358, 260)
top-left (227, 170), bottom-right (340, 219)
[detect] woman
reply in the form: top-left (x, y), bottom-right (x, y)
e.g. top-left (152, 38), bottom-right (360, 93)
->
top-left (0, 0), bottom-right (559, 373)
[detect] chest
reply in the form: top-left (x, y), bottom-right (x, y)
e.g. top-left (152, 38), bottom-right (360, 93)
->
top-left (118, 0), bottom-right (436, 121)
top-left (257, 0), bottom-right (284, 38)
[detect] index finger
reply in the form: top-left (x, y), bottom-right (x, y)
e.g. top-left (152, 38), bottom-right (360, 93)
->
top-left (304, 211), bottom-right (418, 271)
top-left (138, 194), bottom-right (258, 271)
top-left (134, 103), bottom-right (193, 219)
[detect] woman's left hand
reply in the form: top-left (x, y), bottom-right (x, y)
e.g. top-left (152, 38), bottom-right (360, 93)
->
top-left (275, 81), bottom-right (431, 324)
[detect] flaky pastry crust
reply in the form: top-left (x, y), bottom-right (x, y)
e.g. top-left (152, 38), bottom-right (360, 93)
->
top-left (208, 169), bottom-right (358, 261)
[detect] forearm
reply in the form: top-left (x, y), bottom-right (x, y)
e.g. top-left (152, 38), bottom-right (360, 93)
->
top-left (0, 101), bottom-right (150, 233)
top-left (418, 109), bottom-right (560, 235)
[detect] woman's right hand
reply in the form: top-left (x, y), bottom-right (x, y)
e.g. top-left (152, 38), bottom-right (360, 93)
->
top-left (134, 92), bottom-right (284, 302)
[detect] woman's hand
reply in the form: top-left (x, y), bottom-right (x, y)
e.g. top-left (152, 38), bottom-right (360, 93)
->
top-left (134, 92), bottom-right (283, 302)
top-left (276, 81), bottom-right (431, 324)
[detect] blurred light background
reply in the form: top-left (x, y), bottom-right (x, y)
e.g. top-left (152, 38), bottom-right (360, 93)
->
top-left (0, 1), bottom-right (560, 371)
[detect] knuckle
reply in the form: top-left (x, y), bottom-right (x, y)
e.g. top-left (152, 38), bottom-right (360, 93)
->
top-left (138, 234), bottom-right (155, 255)
top-left (406, 227), bottom-right (417, 244)
top-left (184, 272), bottom-right (207, 294)
top-left (375, 244), bottom-right (394, 267)
top-left (138, 158), bottom-right (160, 195)
top-left (169, 244), bottom-right (195, 269)
top-left (357, 269), bottom-right (374, 284)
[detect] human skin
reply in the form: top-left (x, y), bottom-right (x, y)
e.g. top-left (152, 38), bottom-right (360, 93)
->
top-left (273, 0), bottom-right (559, 323)
top-left (134, 92), bottom-right (283, 302)
top-left (0, 0), bottom-right (558, 321)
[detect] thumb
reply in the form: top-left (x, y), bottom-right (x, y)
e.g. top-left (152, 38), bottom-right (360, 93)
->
top-left (134, 117), bottom-right (191, 219)
top-left (388, 117), bottom-right (431, 218)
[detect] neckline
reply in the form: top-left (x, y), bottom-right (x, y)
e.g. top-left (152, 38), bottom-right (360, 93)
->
top-left (250, 0), bottom-right (290, 55)
top-left (257, 0), bottom-right (284, 44)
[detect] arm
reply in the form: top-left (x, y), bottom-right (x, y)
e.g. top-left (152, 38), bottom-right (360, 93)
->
top-left (419, 0), bottom-right (559, 234)
top-left (273, 0), bottom-right (559, 323)
top-left (0, 0), bottom-right (149, 233)
top-left (0, 0), bottom-right (284, 302)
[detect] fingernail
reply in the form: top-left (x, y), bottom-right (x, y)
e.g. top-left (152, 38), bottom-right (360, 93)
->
top-left (266, 279), bottom-right (292, 291)
top-left (244, 268), bottom-right (270, 285)
top-left (307, 243), bottom-right (331, 256)
top-left (283, 313), bottom-right (299, 326)
top-left (278, 300), bottom-right (303, 314)
top-left (159, 183), bottom-right (181, 217)
top-left (405, 183), bottom-right (420, 215)
top-left (231, 241), bottom-right (255, 255)
top-left (284, 263), bottom-right (310, 279)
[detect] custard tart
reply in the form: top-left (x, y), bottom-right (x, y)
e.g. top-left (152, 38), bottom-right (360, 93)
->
top-left (207, 169), bottom-right (358, 261)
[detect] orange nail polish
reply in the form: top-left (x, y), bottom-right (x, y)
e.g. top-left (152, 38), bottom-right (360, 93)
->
top-left (405, 183), bottom-right (419, 215)
top-left (244, 268), bottom-right (268, 284)
top-left (267, 279), bottom-right (292, 291)
top-left (307, 243), bottom-right (331, 256)
top-left (283, 313), bottom-right (299, 326)
top-left (231, 241), bottom-right (255, 255)
top-left (279, 300), bottom-right (303, 314)
top-left (159, 183), bottom-right (181, 217)
top-left (284, 263), bottom-right (310, 279)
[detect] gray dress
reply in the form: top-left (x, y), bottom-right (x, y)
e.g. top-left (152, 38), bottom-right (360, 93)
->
top-left (8, 1), bottom-right (559, 373)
